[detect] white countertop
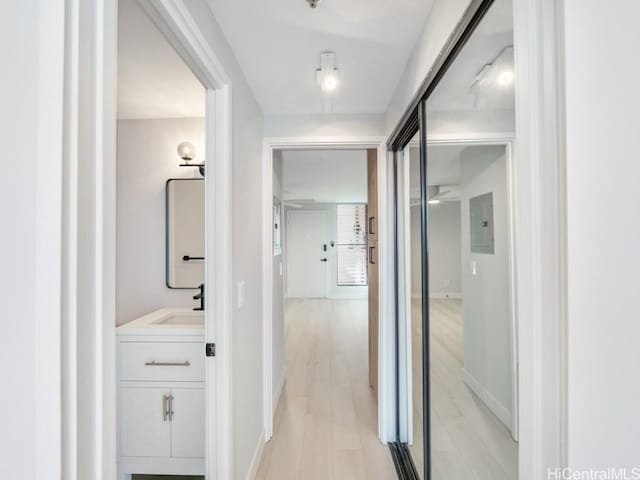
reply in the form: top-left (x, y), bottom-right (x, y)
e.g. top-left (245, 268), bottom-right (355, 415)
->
top-left (116, 307), bottom-right (204, 336)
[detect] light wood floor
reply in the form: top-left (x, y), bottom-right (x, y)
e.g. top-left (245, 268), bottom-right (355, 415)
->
top-left (424, 299), bottom-right (518, 480)
top-left (256, 299), bottom-right (397, 480)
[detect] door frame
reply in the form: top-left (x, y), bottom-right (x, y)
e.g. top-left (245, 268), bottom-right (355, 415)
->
top-left (58, 0), bottom-right (234, 478)
top-left (285, 209), bottom-right (329, 298)
top-left (134, 2), bottom-right (234, 478)
top-left (261, 137), bottom-right (394, 443)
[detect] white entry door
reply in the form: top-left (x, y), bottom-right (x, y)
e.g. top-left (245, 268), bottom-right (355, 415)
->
top-left (287, 210), bottom-right (328, 298)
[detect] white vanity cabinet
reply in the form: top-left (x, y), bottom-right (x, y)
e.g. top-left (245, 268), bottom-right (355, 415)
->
top-left (117, 308), bottom-right (206, 479)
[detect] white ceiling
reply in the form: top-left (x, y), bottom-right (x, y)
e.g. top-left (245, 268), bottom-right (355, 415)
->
top-left (281, 149), bottom-right (367, 203)
top-left (117, 0), bottom-right (205, 119)
top-left (207, 0), bottom-right (434, 115)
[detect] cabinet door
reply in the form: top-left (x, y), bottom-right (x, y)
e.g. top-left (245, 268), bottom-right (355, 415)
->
top-left (120, 387), bottom-right (171, 457)
top-left (170, 387), bottom-right (205, 458)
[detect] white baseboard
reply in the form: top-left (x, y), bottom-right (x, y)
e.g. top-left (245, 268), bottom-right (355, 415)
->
top-left (462, 368), bottom-right (512, 431)
top-left (273, 374), bottom-right (286, 415)
top-left (429, 292), bottom-right (463, 299)
top-left (246, 429), bottom-right (266, 480)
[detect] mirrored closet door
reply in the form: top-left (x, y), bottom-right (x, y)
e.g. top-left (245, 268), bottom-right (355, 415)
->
top-left (390, 0), bottom-right (518, 479)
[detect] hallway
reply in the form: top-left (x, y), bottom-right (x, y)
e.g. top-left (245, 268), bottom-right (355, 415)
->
top-left (256, 299), bottom-right (396, 480)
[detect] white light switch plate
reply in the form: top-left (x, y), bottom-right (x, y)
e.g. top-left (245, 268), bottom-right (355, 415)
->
top-left (237, 281), bottom-right (246, 309)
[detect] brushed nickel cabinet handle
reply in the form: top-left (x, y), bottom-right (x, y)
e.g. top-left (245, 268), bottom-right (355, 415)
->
top-left (168, 394), bottom-right (174, 421)
top-left (163, 394), bottom-right (169, 421)
top-left (145, 361), bottom-right (191, 367)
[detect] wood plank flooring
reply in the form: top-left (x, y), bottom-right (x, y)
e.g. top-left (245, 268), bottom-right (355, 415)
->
top-left (425, 299), bottom-right (518, 480)
top-left (256, 299), bottom-right (397, 480)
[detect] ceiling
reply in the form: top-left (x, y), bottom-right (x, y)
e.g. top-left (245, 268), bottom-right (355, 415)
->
top-left (281, 149), bottom-right (367, 203)
top-left (207, 0), bottom-right (434, 115)
top-left (118, 0), bottom-right (205, 119)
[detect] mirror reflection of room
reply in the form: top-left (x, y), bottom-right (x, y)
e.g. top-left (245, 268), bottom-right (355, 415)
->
top-left (424, 0), bottom-right (518, 478)
top-left (115, 1), bottom-right (206, 478)
top-left (397, 0), bottom-right (519, 478)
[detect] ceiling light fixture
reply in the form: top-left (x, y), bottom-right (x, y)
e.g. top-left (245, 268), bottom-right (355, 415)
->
top-left (306, 0), bottom-right (321, 8)
top-left (316, 52), bottom-right (339, 93)
top-left (470, 46), bottom-right (514, 90)
top-left (316, 52), bottom-right (339, 113)
top-left (497, 69), bottom-right (514, 86)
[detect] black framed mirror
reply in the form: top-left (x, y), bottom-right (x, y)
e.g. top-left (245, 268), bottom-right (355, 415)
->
top-left (165, 178), bottom-right (205, 289)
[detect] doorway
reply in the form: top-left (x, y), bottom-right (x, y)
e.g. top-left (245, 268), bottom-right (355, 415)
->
top-left (260, 144), bottom-right (394, 478)
top-left (111, 1), bottom-right (233, 479)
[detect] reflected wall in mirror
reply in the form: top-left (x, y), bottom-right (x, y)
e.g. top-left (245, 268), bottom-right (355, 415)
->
top-left (166, 178), bottom-right (205, 288)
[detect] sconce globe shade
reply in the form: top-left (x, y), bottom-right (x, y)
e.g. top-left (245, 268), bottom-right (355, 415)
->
top-left (177, 141), bottom-right (196, 162)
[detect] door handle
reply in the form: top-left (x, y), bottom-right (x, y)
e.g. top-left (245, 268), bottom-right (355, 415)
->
top-left (163, 394), bottom-right (170, 421)
top-left (320, 258), bottom-right (328, 262)
top-left (369, 246), bottom-right (376, 265)
top-left (368, 216), bottom-right (375, 234)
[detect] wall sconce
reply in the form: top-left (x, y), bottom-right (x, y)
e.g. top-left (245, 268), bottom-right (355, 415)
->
top-left (177, 141), bottom-right (204, 176)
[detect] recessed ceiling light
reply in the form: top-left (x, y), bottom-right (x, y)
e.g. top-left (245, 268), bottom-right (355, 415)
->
top-left (306, 0), bottom-right (321, 8)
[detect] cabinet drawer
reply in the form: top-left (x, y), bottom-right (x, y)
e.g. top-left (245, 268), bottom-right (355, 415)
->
top-left (119, 342), bottom-right (204, 382)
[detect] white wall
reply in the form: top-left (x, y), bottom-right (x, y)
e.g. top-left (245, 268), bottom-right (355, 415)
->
top-left (265, 113), bottom-right (385, 138)
top-left (410, 202), bottom-right (463, 300)
top-left (384, 0), bottom-right (471, 135)
top-left (563, 0), bottom-right (640, 469)
top-left (272, 151), bottom-right (285, 402)
top-left (116, 117), bottom-right (205, 325)
top-left (427, 109), bottom-right (515, 139)
top-left (459, 145), bottom-right (512, 425)
top-left (183, 2), bottom-right (266, 478)
top-left (0, 1), bottom-right (41, 477)
top-left (427, 202), bottom-right (463, 297)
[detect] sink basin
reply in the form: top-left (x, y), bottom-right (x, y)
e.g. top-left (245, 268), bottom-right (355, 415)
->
top-left (117, 308), bottom-right (205, 336)
top-left (151, 312), bottom-right (204, 326)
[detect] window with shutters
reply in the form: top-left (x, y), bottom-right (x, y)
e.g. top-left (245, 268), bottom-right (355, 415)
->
top-left (336, 203), bottom-right (368, 286)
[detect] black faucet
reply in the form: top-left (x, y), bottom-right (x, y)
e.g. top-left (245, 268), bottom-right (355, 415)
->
top-left (193, 283), bottom-right (205, 311)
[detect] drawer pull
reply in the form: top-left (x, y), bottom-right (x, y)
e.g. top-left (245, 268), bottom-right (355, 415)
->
top-left (163, 394), bottom-right (170, 421)
top-left (145, 360), bottom-right (191, 367)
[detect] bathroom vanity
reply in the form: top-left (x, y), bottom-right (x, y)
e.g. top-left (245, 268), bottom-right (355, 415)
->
top-left (117, 308), bottom-right (205, 479)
